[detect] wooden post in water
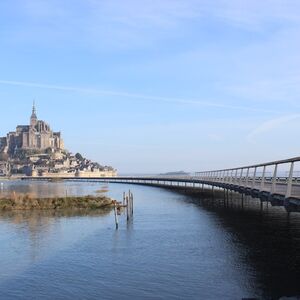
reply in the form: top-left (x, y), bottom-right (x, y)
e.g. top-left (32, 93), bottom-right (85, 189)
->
top-left (128, 190), bottom-right (131, 216)
top-left (123, 190), bottom-right (134, 222)
top-left (126, 195), bottom-right (129, 221)
top-left (114, 201), bottom-right (119, 230)
top-left (131, 192), bottom-right (134, 216)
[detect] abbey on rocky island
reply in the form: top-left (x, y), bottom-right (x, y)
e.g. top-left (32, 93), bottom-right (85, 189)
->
top-left (0, 103), bottom-right (64, 155)
top-left (0, 104), bottom-right (116, 178)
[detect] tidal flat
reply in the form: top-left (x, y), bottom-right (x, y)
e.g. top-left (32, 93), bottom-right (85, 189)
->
top-left (0, 194), bottom-right (114, 211)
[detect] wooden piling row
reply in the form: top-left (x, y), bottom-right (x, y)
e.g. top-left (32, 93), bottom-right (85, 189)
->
top-left (127, 190), bottom-right (134, 220)
top-left (114, 190), bottom-right (134, 229)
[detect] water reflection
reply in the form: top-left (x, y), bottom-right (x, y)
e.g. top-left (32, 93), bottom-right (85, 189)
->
top-left (0, 180), bottom-right (112, 276)
top-left (0, 208), bottom-right (112, 226)
top-left (183, 189), bottom-right (300, 299)
top-left (1, 181), bottom-right (300, 299)
top-left (0, 179), bottom-right (108, 198)
top-left (0, 208), bottom-right (112, 265)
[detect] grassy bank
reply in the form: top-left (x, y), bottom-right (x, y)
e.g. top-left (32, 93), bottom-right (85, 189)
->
top-left (0, 194), bottom-right (114, 211)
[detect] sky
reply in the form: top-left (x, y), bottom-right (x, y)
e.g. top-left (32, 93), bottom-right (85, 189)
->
top-left (0, 0), bottom-right (300, 174)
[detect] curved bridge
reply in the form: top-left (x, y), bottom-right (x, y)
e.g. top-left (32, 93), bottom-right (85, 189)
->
top-left (95, 156), bottom-right (300, 213)
top-left (23, 156), bottom-right (300, 213)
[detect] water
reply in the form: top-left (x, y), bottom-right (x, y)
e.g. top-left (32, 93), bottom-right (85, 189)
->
top-left (0, 180), bottom-right (300, 299)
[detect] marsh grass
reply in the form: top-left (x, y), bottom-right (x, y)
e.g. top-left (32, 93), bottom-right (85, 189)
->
top-left (0, 193), bottom-right (114, 211)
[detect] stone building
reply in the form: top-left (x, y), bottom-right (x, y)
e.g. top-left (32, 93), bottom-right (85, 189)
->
top-left (0, 104), bottom-right (64, 155)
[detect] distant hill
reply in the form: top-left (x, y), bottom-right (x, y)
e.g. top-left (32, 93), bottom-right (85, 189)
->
top-left (159, 171), bottom-right (190, 176)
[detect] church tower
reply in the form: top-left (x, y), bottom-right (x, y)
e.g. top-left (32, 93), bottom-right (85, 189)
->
top-left (30, 102), bottom-right (37, 127)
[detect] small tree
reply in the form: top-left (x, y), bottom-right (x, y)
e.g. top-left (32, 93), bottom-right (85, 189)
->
top-left (75, 153), bottom-right (84, 161)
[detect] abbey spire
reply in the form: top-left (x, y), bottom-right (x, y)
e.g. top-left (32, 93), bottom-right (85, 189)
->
top-left (30, 101), bottom-right (37, 127)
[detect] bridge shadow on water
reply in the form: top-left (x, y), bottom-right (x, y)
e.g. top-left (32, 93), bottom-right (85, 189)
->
top-left (171, 186), bottom-right (300, 299)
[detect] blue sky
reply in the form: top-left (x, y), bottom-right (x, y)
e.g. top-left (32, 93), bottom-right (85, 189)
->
top-left (0, 0), bottom-right (300, 173)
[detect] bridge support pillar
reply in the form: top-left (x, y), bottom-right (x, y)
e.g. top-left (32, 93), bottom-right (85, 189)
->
top-left (241, 194), bottom-right (244, 210)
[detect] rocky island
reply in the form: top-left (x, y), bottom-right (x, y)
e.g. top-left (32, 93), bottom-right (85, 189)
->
top-left (0, 103), bottom-right (117, 178)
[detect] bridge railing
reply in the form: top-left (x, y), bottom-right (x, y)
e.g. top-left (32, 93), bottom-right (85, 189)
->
top-left (195, 156), bottom-right (300, 199)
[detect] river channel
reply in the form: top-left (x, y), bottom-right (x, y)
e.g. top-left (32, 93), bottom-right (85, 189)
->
top-left (0, 180), bottom-right (300, 299)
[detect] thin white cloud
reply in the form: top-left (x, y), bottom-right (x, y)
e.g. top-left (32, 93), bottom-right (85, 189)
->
top-left (0, 79), bottom-right (278, 113)
top-left (247, 114), bottom-right (300, 142)
top-left (226, 75), bottom-right (300, 103)
top-left (208, 0), bottom-right (300, 29)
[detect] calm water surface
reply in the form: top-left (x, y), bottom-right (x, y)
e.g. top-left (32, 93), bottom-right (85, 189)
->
top-left (0, 180), bottom-right (300, 299)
